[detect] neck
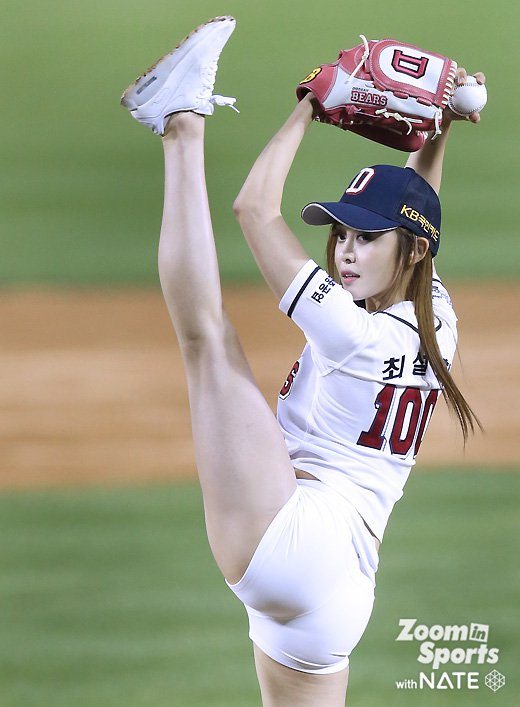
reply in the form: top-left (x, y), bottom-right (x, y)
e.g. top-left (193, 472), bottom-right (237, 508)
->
top-left (366, 275), bottom-right (411, 312)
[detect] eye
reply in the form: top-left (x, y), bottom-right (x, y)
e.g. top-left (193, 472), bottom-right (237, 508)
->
top-left (336, 232), bottom-right (347, 242)
top-left (357, 232), bottom-right (375, 242)
top-left (331, 224), bottom-right (347, 240)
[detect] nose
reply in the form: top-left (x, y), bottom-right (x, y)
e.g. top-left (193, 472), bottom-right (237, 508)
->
top-left (341, 235), bottom-right (356, 263)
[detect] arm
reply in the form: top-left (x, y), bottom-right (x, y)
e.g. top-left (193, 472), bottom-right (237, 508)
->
top-left (405, 69), bottom-right (486, 195)
top-left (233, 95), bottom-right (316, 300)
top-left (405, 122), bottom-right (453, 196)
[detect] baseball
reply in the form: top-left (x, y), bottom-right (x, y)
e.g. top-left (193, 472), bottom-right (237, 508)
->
top-left (448, 76), bottom-right (487, 116)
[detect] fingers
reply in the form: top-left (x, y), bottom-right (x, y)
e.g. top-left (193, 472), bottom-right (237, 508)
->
top-left (452, 68), bottom-right (486, 123)
top-left (455, 67), bottom-right (468, 85)
top-left (455, 67), bottom-right (486, 85)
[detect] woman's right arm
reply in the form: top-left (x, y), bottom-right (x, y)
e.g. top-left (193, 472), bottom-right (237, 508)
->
top-left (405, 121), bottom-right (453, 196)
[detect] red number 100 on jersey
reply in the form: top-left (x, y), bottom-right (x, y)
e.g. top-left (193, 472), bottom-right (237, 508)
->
top-left (358, 384), bottom-right (439, 458)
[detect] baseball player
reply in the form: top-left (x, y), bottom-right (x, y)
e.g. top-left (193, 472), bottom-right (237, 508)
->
top-left (121, 16), bottom-right (484, 706)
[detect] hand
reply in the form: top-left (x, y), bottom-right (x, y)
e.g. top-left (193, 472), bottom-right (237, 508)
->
top-left (444, 68), bottom-right (486, 124)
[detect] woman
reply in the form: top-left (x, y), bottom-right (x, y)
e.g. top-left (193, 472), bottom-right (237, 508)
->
top-left (121, 16), bottom-right (483, 706)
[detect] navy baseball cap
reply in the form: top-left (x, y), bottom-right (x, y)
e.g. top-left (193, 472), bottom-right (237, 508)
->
top-left (301, 165), bottom-right (441, 255)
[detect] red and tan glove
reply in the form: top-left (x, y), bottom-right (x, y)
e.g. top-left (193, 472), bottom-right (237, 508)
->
top-left (297, 36), bottom-right (457, 152)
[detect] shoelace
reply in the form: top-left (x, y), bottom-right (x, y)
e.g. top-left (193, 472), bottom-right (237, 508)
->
top-left (199, 60), bottom-right (240, 112)
top-left (210, 95), bottom-right (240, 113)
top-left (200, 61), bottom-right (219, 93)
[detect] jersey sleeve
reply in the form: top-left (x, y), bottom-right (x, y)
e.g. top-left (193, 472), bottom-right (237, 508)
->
top-left (279, 260), bottom-right (377, 366)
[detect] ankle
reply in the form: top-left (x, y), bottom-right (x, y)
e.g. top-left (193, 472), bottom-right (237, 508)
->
top-left (162, 111), bottom-right (205, 139)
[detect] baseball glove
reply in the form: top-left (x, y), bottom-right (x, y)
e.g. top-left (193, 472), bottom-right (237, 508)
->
top-left (297, 36), bottom-right (457, 152)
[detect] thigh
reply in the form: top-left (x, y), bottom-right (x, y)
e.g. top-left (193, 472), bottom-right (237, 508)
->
top-left (253, 645), bottom-right (349, 707)
top-left (182, 314), bottom-right (297, 582)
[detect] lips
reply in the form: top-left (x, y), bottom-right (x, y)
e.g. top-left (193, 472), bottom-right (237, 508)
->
top-left (340, 270), bottom-right (360, 281)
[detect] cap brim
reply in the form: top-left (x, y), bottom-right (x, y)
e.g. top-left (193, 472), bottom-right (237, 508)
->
top-left (301, 202), bottom-right (400, 232)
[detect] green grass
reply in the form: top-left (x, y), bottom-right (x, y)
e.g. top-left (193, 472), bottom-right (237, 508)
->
top-left (1, 0), bottom-right (519, 285)
top-left (1, 470), bottom-right (518, 706)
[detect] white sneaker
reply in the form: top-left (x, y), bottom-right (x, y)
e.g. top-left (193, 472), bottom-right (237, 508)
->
top-left (121, 16), bottom-right (238, 135)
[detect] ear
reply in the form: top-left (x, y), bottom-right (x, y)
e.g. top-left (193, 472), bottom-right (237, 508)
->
top-left (409, 237), bottom-right (430, 264)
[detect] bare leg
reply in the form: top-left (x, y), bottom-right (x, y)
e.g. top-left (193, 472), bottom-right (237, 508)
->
top-left (160, 111), bottom-right (354, 706)
top-left (254, 646), bottom-right (349, 707)
top-left (158, 112), bottom-right (297, 583)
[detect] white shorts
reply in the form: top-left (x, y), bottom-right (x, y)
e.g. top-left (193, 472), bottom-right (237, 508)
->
top-left (226, 479), bottom-right (379, 674)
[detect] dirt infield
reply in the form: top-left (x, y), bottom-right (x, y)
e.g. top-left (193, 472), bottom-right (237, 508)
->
top-left (1, 284), bottom-right (518, 490)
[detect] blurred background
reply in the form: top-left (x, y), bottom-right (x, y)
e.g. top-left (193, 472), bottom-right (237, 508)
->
top-left (1, 1), bottom-right (518, 705)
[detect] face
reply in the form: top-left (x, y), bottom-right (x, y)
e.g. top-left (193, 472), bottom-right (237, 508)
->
top-left (333, 224), bottom-right (402, 311)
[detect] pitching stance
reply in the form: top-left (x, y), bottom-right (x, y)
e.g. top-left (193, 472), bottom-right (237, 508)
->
top-left (121, 17), bottom-right (485, 706)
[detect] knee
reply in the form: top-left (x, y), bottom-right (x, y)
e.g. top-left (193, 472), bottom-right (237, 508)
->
top-left (176, 317), bottom-right (225, 354)
top-left (177, 311), bottom-right (238, 359)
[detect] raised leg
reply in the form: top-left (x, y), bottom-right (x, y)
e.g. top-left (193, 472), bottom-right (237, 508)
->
top-left (158, 113), bottom-right (297, 583)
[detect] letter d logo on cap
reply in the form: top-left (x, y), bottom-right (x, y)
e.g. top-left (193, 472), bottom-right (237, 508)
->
top-left (346, 167), bottom-right (375, 195)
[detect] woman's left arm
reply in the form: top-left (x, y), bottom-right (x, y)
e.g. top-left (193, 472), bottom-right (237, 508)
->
top-left (233, 95), bottom-right (316, 300)
top-left (405, 69), bottom-right (486, 195)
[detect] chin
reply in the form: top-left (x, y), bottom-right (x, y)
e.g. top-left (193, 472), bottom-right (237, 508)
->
top-left (342, 282), bottom-right (367, 300)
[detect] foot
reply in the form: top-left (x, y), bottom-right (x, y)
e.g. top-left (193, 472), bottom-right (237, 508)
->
top-left (121, 16), bottom-right (238, 135)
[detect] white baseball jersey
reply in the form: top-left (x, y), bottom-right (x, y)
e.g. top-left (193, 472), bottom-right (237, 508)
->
top-left (277, 259), bottom-right (457, 541)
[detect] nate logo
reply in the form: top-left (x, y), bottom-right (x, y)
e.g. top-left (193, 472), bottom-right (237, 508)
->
top-left (300, 67), bottom-right (321, 83)
top-left (400, 204), bottom-right (440, 241)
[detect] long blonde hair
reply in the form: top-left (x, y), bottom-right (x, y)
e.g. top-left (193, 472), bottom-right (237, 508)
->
top-left (325, 225), bottom-right (481, 443)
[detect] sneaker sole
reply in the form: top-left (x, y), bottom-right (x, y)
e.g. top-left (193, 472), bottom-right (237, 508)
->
top-left (120, 15), bottom-right (235, 110)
